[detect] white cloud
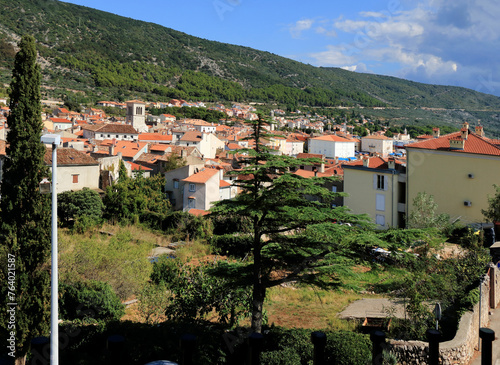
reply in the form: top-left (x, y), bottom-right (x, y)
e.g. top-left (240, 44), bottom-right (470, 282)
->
top-left (307, 0), bottom-right (500, 95)
top-left (289, 19), bottom-right (314, 39)
top-left (315, 26), bottom-right (337, 37)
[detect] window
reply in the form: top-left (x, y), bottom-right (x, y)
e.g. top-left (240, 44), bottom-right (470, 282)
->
top-left (376, 214), bottom-right (385, 226)
top-left (72, 174), bottom-right (79, 184)
top-left (331, 186), bottom-right (337, 193)
top-left (188, 198), bottom-right (196, 209)
top-left (376, 194), bottom-right (385, 211)
top-left (374, 174), bottom-right (387, 190)
top-left (173, 180), bottom-right (179, 189)
top-left (189, 183), bottom-right (196, 192)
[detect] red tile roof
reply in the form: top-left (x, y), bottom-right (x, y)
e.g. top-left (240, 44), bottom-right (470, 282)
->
top-left (180, 131), bottom-right (203, 142)
top-left (182, 168), bottom-right (219, 184)
top-left (139, 133), bottom-right (172, 142)
top-left (44, 147), bottom-right (98, 166)
top-left (407, 132), bottom-right (500, 156)
top-left (126, 161), bottom-right (153, 171)
top-left (188, 209), bottom-right (210, 216)
top-left (50, 117), bottom-right (72, 124)
top-left (310, 135), bottom-right (352, 142)
top-left (220, 180), bottom-right (231, 187)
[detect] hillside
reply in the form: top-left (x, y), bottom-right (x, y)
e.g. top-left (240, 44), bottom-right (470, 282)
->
top-left (1, 0), bottom-right (500, 131)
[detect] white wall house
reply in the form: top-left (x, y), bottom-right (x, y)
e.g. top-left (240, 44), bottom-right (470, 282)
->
top-left (44, 147), bottom-right (100, 193)
top-left (83, 123), bottom-right (139, 141)
top-left (308, 135), bottom-right (355, 158)
top-left (361, 135), bottom-right (394, 157)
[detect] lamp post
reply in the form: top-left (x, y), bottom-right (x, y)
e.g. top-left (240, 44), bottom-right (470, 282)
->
top-left (41, 134), bottom-right (61, 365)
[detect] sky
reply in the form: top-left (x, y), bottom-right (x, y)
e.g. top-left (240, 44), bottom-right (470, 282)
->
top-left (62, 0), bottom-right (500, 97)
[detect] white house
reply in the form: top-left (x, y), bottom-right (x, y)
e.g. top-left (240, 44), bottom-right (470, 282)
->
top-left (361, 135), bottom-right (394, 157)
top-left (308, 135), bottom-right (356, 158)
top-left (177, 131), bottom-right (225, 159)
top-left (44, 147), bottom-right (100, 193)
top-left (83, 123), bottom-right (139, 141)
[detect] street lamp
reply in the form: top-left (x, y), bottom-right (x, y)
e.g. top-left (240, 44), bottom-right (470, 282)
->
top-left (40, 134), bottom-right (61, 365)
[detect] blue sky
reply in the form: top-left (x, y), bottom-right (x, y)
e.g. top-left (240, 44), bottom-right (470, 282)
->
top-left (63, 0), bottom-right (500, 97)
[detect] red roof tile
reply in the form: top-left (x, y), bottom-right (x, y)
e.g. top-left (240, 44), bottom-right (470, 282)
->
top-left (310, 135), bottom-right (352, 142)
top-left (182, 168), bottom-right (219, 184)
top-left (407, 132), bottom-right (500, 156)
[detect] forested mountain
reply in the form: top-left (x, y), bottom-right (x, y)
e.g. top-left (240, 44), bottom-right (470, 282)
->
top-left (1, 0), bottom-right (500, 130)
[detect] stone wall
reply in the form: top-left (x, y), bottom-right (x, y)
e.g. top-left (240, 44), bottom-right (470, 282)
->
top-left (387, 263), bottom-right (500, 364)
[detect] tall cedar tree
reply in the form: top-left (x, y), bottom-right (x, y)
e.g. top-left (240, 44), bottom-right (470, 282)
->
top-left (210, 116), bottom-right (370, 333)
top-left (0, 35), bottom-right (51, 365)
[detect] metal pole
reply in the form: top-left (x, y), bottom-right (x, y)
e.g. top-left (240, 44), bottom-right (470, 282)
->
top-left (50, 142), bottom-right (58, 365)
top-left (426, 329), bottom-right (441, 365)
top-left (480, 328), bottom-right (495, 365)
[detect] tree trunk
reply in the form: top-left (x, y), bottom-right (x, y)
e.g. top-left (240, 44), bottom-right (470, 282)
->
top-left (251, 228), bottom-right (266, 333)
top-left (251, 281), bottom-right (266, 334)
top-left (15, 355), bottom-right (26, 365)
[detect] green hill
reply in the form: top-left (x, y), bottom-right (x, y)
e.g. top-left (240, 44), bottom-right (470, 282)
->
top-left (1, 0), bottom-right (500, 132)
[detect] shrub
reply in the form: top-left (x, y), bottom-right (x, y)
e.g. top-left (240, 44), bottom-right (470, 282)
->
top-left (163, 211), bottom-right (213, 240)
top-left (325, 331), bottom-right (371, 365)
top-left (209, 234), bottom-right (253, 257)
top-left (58, 187), bottom-right (104, 227)
top-left (59, 280), bottom-right (125, 322)
top-left (261, 348), bottom-right (302, 365)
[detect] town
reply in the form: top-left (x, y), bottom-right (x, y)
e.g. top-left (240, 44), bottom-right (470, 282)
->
top-left (0, 97), bottom-right (496, 230)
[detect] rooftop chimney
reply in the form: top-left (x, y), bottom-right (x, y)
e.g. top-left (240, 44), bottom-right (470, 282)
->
top-left (460, 127), bottom-right (468, 140)
top-left (450, 137), bottom-right (465, 150)
top-left (432, 127), bottom-right (440, 138)
top-left (388, 157), bottom-right (396, 170)
top-left (363, 157), bottom-right (369, 168)
top-left (475, 125), bottom-right (485, 137)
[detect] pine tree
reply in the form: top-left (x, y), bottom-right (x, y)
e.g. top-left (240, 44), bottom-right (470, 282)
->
top-left (0, 35), bottom-right (51, 365)
top-left (210, 116), bottom-right (370, 333)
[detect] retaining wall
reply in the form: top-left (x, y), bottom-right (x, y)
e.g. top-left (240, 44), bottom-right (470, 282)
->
top-left (387, 263), bottom-right (500, 364)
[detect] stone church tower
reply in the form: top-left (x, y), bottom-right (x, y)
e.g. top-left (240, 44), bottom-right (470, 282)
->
top-left (126, 100), bottom-right (147, 133)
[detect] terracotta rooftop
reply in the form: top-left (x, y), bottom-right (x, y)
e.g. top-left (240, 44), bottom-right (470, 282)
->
top-left (96, 123), bottom-right (138, 134)
top-left (50, 117), bottom-right (72, 124)
top-left (180, 131), bottom-right (203, 142)
top-left (406, 132), bottom-right (500, 156)
top-left (310, 135), bottom-right (353, 142)
top-left (139, 133), bottom-right (172, 142)
top-left (182, 168), bottom-right (219, 184)
top-left (362, 135), bottom-right (391, 140)
top-left (126, 161), bottom-right (153, 171)
top-left (342, 156), bottom-right (405, 171)
top-left (188, 209), bottom-right (210, 216)
top-left (44, 147), bottom-right (98, 166)
top-left (296, 153), bottom-right (324, 159)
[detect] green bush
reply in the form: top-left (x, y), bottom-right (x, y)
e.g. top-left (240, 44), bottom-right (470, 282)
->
top-left (209, 234), bottom-right (253, 258)
top-left (58, 187), bottom-right (104, 227)
top-left (59, 280), bottom-right (125, 322)
top-left (261, 348), bottom-right (302, 365)
top-left (163, 211), bottom-right (213, 240)
top-left (326, 331), bottom-right (371, 365)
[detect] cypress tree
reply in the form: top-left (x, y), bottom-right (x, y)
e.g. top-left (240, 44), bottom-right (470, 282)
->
top-left (0, 35), bottom-right (51, 365)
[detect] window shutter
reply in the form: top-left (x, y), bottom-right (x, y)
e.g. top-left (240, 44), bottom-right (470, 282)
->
top-left (384, 175), bottom-right (388, 191)
top-left (373, 174), bottom-right (377, 190)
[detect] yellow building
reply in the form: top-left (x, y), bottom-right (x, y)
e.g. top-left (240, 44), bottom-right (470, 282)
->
top-left (406, 124), bottom-right (500, 225)
top-left (343, 157), bottom-right (406, 228)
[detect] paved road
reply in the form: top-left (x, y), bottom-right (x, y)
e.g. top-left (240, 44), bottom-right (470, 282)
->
top-left (470, 306), bottom-right (500, 365)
